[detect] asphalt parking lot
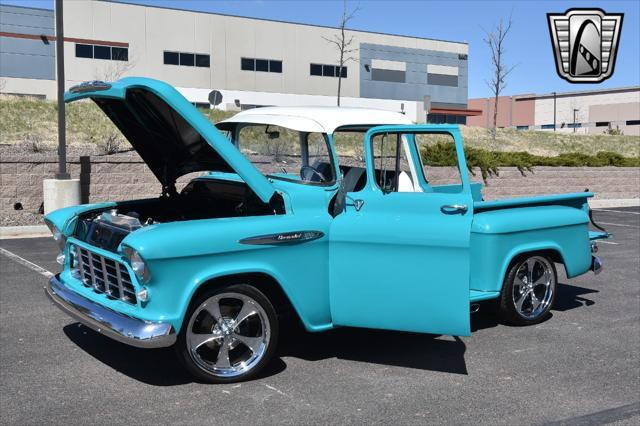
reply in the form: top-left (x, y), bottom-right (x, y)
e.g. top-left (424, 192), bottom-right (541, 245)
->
top-left (1, 207), bottom-right (638, 425)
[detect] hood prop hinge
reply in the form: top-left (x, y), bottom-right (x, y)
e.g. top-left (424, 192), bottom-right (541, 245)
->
top-left (162, 182), bottom-right (177, 198)
top-left (161, 160), bottom-right (178, 198)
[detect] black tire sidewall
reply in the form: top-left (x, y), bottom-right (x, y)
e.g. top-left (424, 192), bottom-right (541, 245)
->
top-left (175, 283), bottom-right (279, 384)
top-left (499, 255), bottom-right (557, 326)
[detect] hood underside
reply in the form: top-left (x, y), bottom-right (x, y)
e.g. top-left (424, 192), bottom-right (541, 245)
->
top-left (65, 78), bottom-right (276, 203)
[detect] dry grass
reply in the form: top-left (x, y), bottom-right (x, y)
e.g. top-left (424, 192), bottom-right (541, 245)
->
top-left (1, 95), bottom-right (638, 158)
top-left (460, 125), bottom-right (639, 157)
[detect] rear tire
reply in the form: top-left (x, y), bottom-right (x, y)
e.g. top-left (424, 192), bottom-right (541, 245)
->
top-left (499, 254), bottom-right (557, 326)
top-left (176, 283), bottom-right (279, 383)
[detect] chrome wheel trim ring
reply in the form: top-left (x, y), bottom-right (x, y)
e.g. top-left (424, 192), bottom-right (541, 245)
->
top-left (186, 291), bottom-right (270, 378)
top-left (512, 256), bottom-right (555, 320)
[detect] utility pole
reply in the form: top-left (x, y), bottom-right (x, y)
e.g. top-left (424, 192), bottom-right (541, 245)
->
top-left (55, 0), bottom-right (69, 179)
top-left (44, 0), bottom-right (79, 214)
top-left (573, 108), bottom-right (579, 133)
top-left (553, 91), bottom-right (557, 132)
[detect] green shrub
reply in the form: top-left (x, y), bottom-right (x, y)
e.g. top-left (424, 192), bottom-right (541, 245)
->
top-left (420, 142), bottom-right (640, 182)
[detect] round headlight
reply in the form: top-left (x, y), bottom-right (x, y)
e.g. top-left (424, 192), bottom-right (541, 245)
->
top-left (45, 220), bottom-right (66, 250)
top-left (123, 247), bottom-right (150, 283)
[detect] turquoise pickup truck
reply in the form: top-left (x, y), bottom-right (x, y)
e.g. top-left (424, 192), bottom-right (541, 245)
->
top-left (44, 78), bottom-right (609, 383)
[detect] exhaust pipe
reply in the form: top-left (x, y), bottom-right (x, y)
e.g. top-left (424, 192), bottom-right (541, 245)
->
top-left (591, 256), bottom-right (603, 275)
top-left (470, 303), bottom-right (480, 314)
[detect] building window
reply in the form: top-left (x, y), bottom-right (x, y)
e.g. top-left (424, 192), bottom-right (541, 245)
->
top-left (163, 51), bottom-right (210, 67)
top-left (427, 73), bottom-right (458, 87)
top-left (371, 68), bottom-right (405, 83)
top-left (567, 123), bottom-right (582, 129)
top-left (370, 59), bottom-right (406, 83)
top-left (310, 63), bottom-right (347, 78)
top-left (541, 124), bottom-right (555, 129)
top-left (195, 54), bottom-right (210, 68)
top-left (93, 45), bottom-right (111, 60)
top-left (180, 53), bottom-right (195, 66)
top-left (75, 44), bottom-right (93, 58)
top-left (269, 60), bottom-right (282, 73)
top-left (595, 121), bottom-right (610, 127)
top-left (164, 51), bottom-right (179, 65)
top-left (112, 47), bottom-right (128, 61)
top-left (322, 64), bottom-right (335, 77)
top-left (241, 58), bottom-right (255, 71)
top-left (255, 59), bottom-right (269, 72)
top-left (426, 64), bottom-right (459, 87)
top-left (626, 120), bottom-right (640, 126)
top-left (426, 114), bottom-right (466, 125)
top-left (516, 125), bottom-right (529, 131)
top-left (241, 57), bottom-right (282, 73)
top-left (75, 43), bottom-right (128, 62)
top-left (310, 63), bottom-right (322, 76)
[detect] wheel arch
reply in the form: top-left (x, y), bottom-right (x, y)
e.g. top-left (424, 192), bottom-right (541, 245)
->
top-left (499, 245), bottom-right (566, 292)
top-left (182, 270), bottom-right (306, 332)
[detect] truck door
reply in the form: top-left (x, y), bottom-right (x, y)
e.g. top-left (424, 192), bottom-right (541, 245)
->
top-left (329, 127), bottom-right (472, 336)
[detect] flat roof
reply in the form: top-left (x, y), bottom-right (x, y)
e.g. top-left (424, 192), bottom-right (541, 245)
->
top-left (1, 2), bottom-right (467, 46)
top-left (515, 86), bottom-right (640, 101)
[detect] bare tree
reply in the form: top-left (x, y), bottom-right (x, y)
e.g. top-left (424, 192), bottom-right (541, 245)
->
top-left (94, 50), bottom-right (136, 82)
top-left (323, 0), bottom-right (360, 106)
top-left (483, 15), bottom-right (515, 140)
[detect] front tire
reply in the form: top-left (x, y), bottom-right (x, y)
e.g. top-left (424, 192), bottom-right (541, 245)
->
top-left (176, 284), bottom-right (279, 383)
top-left (499, 255), bottom-right (557, 325)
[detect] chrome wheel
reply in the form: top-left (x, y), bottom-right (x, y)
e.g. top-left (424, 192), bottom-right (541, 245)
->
top-left (512, 256), bottom-right (555, 320)
top-left (186, 292), bottom-right (270, 378)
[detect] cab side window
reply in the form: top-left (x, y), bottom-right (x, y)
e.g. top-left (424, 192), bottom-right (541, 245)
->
top-left (414, 133), bottom-right (463, 193)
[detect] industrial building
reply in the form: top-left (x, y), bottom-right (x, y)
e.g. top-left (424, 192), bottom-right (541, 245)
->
top-left (468, 86), bottom-right (640, 136)
top-left (0, 0), bottom-right (478, 123)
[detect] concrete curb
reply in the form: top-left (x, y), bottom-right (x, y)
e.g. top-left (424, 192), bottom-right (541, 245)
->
top-left (0, 225), bottom-right (49, 240)
top-left (589, 199), bottom-right (640, 208)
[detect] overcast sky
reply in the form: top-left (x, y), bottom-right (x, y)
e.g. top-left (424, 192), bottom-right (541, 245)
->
top-left (5, 0), bottom-right (639, 98)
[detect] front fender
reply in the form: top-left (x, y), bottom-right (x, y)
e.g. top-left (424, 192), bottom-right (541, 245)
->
top-left (44, 202), bottom-right (116, 235)
top-left (123, 214), bottom-right (333, 334)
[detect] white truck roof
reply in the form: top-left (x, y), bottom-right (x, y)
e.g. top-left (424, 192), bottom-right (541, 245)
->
top-left (219, 106), bottom-right (413, 134)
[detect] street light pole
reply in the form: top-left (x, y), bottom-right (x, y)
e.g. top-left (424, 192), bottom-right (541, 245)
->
top-left (553, 91), bottom-right (557, 132)
top-left (55, 0), bottom-right (69, 179)
top-left (573, 108), bottom-right (579, 133)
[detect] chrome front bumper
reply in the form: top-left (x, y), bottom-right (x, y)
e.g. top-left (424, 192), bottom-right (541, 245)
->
top-left (44, 275), bottom-right (176, 348)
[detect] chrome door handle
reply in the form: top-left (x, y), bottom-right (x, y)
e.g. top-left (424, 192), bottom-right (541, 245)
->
top-left (441, 204), bottom-right (468, 214)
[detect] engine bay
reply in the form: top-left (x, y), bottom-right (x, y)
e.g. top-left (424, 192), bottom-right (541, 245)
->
top-left (73, 178), bottom-right (285, 252)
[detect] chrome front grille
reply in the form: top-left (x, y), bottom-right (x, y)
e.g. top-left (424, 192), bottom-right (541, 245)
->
top-left (73, 246), bottom-right (137, 305)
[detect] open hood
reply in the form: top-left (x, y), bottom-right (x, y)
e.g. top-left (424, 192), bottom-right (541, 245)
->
top-left (64, 78), bottom-right (276, 203)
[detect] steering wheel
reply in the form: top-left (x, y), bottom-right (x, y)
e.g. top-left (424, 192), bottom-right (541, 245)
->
top-left (300, 165), bottom-right (326, 182)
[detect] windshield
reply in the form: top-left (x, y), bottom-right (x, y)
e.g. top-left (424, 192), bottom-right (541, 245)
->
top-left (233, 124), bottom-right (335, 185)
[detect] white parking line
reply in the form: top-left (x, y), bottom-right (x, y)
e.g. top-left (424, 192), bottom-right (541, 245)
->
top-left (598, 222), bottom-right (640, 229)
top-left (595, 209), bottom-right (640, 215)
top-left (0, 247), bottom-right (54, 278)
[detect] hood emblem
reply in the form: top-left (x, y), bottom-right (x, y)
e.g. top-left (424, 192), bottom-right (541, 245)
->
top-left (547, 8), bottom-right (623, 83)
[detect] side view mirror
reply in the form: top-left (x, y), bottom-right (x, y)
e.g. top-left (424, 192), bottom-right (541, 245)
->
top-left (333, 172), bottom-right (347, 216)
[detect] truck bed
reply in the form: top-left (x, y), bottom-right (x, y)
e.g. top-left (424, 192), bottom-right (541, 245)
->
top-left (473, 192), bottom-right (593, 213)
